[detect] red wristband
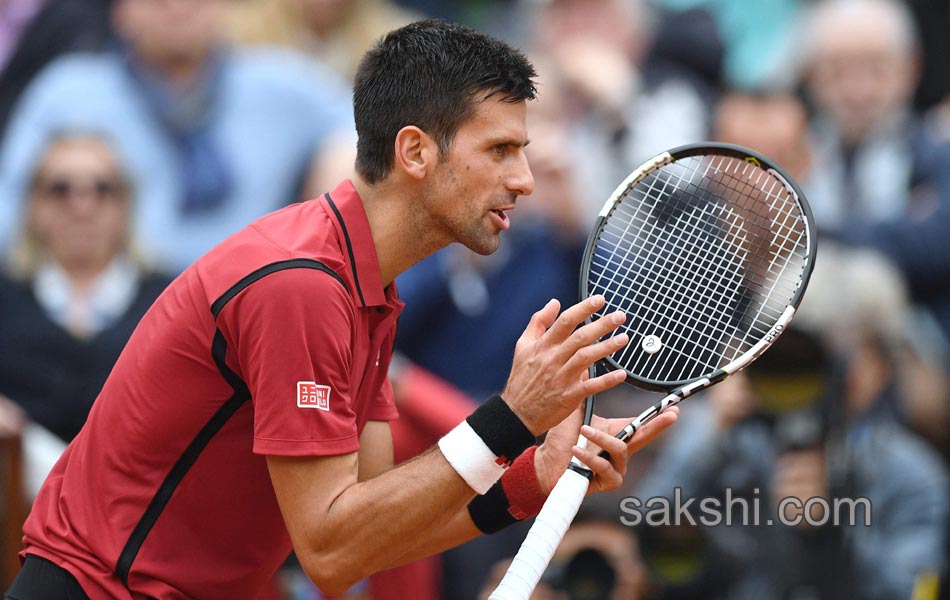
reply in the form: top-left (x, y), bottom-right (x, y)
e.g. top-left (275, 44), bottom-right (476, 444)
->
top-left (501, 445), bottom-right (546, 519)
top-left (467, 446), bottom-right (548, 534)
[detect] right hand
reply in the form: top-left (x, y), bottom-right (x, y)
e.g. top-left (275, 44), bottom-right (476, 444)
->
top-left (502, 295), bottom-right (629, 436)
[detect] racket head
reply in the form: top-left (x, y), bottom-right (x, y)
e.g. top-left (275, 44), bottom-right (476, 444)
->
top-left (581, 142), bottom-right (817, 392)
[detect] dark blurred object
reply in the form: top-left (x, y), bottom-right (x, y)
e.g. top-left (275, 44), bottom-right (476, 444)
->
top-left (746, 327), bottom-right (839, 454)
top-left (642, 6), bottom-right (724, 100)
top-left (0, 404), bottom-right (24, 589)
top-left (906, 0), bottom-right (950, 112)
top-left (638, 524), bottom-right (734, 600)
top-left (0, 0), bottom-right (113, 139)
top-left (551, 548), bottom-right (616, 600)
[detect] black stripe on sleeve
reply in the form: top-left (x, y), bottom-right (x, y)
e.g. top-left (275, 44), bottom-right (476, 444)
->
top-left (115, 259), bottom-right (346, 586)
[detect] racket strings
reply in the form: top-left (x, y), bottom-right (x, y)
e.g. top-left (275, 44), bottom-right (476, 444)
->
top-left (589, 154), bottom-right (809, 384)
top-left (594, 200), bottom-right (749, 380)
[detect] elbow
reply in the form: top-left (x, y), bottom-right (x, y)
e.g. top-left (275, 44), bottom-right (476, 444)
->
top-left (298, 550), bottom-right (364, 596)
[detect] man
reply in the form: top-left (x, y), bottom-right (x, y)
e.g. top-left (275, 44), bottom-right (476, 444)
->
top-left (5, 20), bottom-right (676, 599)
top-left (0, 0), bottom-right (353, 272)
top-left (801, 0), bottom-right (950, 348)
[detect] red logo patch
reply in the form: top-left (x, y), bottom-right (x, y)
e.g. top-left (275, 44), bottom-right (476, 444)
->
top-left (297, 382), bottom-right (331, 411)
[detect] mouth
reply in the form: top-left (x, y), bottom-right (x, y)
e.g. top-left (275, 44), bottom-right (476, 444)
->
top-left (489, 206), bottom-right (514, 230)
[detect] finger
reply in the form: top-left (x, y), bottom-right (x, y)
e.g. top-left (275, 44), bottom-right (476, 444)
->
top-left (543, 295), bottom-right (606, 343)
top-left (571, 369), bottom-right (627, 399)
top-left (580, 424), bottom-right (627, 468)
top-left (562, 309), bottom-right (627, 358)
top-left (626, 408), bottom-right (678, 454)
top-left (563, 330), bottom-right (629, 374)
top-left (571, 445), bottom-right (624, 491)
top-left (521, 298), bottom-right (560, 341)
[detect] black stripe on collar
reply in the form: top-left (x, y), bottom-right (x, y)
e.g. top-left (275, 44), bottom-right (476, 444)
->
top-left (324, 193), bottom-right (367, 307)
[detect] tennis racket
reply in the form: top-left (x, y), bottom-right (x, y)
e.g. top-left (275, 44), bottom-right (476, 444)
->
top-left (488, 142), bottom-right (817, 599)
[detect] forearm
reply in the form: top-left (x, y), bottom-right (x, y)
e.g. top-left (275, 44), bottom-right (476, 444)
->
top-left (376, 498), bottom-right (483, 570)
top-left (284, 448), bottom-right (475, 593)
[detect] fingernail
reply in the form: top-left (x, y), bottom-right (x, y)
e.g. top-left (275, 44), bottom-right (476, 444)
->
top-left (613, 333), bottom-right (628, 345)
top-left (611, 312), bottom-right (625, 324)
top-left (589, 295), bottom-right (605, 307)
top-left (581, 425), bottom-right (596, 436)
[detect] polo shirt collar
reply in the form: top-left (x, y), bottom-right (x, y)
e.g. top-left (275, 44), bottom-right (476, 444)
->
top-left (322, 179), bottom-right (389, 308)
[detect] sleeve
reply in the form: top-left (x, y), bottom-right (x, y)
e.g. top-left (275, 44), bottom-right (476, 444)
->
top-left (367, 375), bottom-right (399, 423)
top-left (217, 267), bottom-right (361, 457)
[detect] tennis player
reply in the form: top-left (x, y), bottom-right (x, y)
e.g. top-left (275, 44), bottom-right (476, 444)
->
top-left (5, 19), bottom-right (676, 599)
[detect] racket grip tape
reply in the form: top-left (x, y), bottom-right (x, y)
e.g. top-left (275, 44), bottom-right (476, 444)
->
top-left (487, 467), bottom-right (591, 600)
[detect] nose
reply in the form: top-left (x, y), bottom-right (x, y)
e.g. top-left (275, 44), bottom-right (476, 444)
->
top-left (507, 150), bottom-right (535, 197)
top-left (68, 189), bottom-right (103, 218)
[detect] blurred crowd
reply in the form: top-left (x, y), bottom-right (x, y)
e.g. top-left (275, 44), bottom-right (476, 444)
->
top-left (0, 0), bottom-right (949, 599)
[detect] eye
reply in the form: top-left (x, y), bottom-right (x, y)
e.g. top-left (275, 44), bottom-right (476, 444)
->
top-left (493, 144), bottom-right (508, 157)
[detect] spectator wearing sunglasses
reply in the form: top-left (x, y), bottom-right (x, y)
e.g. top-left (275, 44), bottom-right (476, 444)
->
top-left (0, 0), bottom-right (353, 273)
top-left (0, 132), bottom-right (172, 475)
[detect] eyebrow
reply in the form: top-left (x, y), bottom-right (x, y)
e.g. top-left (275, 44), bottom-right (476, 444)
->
top-left (490, 138), bottom-right (531, 148)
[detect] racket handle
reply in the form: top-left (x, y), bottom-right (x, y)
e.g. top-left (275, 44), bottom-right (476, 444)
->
top-left (487, 467), bottom-right (591, 600)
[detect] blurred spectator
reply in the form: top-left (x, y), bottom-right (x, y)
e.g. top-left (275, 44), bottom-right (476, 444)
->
top-left (635, 244), bottom-right (949, 599)
top-left (802, 0), bottom-right (926, 229)
top-left (0, 132), bottom-right (172, 492)
top-left (0, 0), bottom-right (354, 272)
top-left (523, 0), bottom-right (713, 214)
top-left (711, 88), bottom-right (950, 456)
top-left (652, 0), bottom-right (804, 91)
top-left (0, 0), bottom-right (113, 139)
top-left (712, 91), bottom-right (812, 183)
top-left (228, 0), bottom-right (419, 83)
top-left (800, 0), bottom-right (950, 349)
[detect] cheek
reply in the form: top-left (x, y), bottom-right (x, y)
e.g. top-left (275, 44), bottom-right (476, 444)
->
top-left (28, 205), bottom-right (57, 240)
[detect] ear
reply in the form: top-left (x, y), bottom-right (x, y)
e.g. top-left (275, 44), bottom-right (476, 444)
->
top-left (393, 126), bottom-right (439, 181)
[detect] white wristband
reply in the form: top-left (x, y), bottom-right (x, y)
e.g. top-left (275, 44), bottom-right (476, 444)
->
top-left (439, 420), bottom-right (507, 494)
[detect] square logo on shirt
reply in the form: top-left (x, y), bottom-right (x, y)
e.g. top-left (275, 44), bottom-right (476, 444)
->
top-left (297, 381), bottom-right (331, 411)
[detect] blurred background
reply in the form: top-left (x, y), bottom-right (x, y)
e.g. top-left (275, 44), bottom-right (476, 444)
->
top-left (0, 0), bottom-right (948, 598)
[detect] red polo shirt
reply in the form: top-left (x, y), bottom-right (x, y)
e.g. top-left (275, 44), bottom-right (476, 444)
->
top-left (21, 180), bottom-right (403, 599)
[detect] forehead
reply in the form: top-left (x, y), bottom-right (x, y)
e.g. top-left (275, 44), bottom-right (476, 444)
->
top-left (454, 96), bottom-right (529, 146)
top-left (813, 5), bottom-right (913, 58)
top-left (39, 139), bottom-right (118, 174)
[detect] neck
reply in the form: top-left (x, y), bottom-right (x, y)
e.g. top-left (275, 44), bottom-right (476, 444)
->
top-left (137, 53), bottom-right (209, 89)
top-left (57, 258), bottom-right (113, 296)
top-left (352, 176), bottom-right (447, 286)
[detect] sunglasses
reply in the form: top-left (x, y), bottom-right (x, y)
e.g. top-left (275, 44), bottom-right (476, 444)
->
top-left (35, 177), bottom-right (126, 203)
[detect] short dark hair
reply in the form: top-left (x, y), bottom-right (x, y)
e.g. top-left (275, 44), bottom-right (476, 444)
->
top-left (353, 19), bottom-right (538, 184)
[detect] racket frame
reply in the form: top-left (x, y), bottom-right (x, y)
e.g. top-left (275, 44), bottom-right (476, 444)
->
top-left (579, 142), bottom-right (817, 394)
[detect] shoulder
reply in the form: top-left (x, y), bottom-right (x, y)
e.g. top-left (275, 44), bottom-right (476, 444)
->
top-left (216, 263), bottom-right (356, 349)
top-left (26, 51), bottom-right (123, 93)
